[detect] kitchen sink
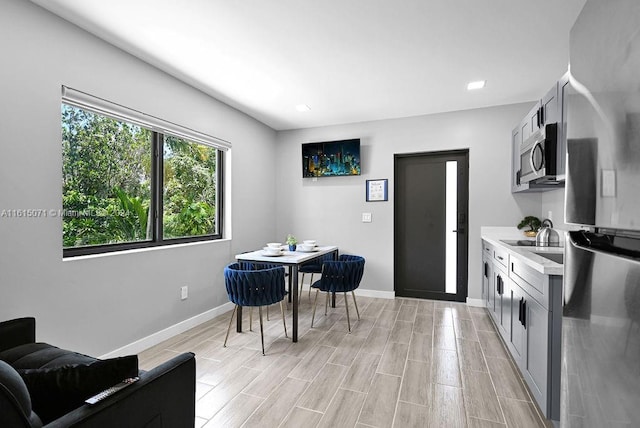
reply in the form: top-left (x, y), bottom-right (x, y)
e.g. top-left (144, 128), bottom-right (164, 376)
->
top-left (533, 252), bottom-right (564, 264)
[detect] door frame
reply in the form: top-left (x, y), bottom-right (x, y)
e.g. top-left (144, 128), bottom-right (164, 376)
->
top-left (393, 149), bottom-right (469, 302)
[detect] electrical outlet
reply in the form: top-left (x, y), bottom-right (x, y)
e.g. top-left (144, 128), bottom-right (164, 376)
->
top-left (362, 213), bottom-right (372, 223)
top-left (181, 286), bottom-right (188, 300)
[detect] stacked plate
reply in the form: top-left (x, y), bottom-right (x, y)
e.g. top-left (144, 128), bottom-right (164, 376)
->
top-left (263, 243), bottom-right (283, 256)
top-left (298, 240), bottom-right (317, 252)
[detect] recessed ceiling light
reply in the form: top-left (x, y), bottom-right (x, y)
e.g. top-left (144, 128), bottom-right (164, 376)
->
top-left (467, 80), bottom-right (486, 90)
top-left (295, 104), bottom-right (311, 112)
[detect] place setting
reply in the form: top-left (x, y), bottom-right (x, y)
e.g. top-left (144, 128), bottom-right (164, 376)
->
top-left (262, 242), bottom-right (284, 256)
top-left (297, 240), bottom-right (318, 252)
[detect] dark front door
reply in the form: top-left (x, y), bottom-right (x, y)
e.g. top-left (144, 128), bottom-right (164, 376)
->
top-left (394, 150), bottom-right (469, 302)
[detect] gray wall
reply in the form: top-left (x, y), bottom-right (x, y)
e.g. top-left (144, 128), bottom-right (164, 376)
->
top-left (0, 0), bottom-right (277, 356)
top-left (275, 104), bottom-right (544, 301)
top-left (0, 0), bottom-right (561, 355)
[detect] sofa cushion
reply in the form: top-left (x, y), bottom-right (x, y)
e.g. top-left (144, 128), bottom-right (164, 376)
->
top-left (0, 342), bottom-right (96, 369)
top-left (17, 355), bottom-right (138, 424)
top-left (0, 360), bottom-right (42, 428)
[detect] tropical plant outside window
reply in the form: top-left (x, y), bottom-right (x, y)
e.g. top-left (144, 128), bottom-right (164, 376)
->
top-left (62, 103), bottom-right (221, 256)
top-left (163, 136), bottom-right (218, 239)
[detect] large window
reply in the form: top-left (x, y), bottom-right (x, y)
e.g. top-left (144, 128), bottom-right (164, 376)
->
top-left (61, 88), bottom-right (226, 257)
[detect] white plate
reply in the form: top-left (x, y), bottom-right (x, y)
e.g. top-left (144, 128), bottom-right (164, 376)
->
top-left (297, 248), bottom-right (318, 253)
top-left (262, 251), bottom-right (283, 257)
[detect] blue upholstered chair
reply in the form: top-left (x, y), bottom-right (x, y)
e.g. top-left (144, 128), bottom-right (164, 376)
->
top-left (299, 253), bottom-right (335, 299)
top-left (223, 263), bottom-right (288, 355)
top-left (310, 255), bottom-right (365, 332)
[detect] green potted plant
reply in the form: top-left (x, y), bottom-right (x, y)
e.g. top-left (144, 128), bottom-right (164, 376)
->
top-left (286, 234), bottom-right (297, 251)
top-left (517, 216), bottom-right (542, 237)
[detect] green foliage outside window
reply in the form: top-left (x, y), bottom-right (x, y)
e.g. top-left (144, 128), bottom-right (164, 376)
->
top-left (62, 104), bottom-right (219, 251)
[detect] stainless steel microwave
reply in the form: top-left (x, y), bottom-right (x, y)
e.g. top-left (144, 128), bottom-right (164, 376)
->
top-left (519, 123), bottom-right (558, 184)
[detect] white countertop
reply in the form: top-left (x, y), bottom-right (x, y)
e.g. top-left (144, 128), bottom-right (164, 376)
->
top-left (481, 227), bottom-right (565, 276)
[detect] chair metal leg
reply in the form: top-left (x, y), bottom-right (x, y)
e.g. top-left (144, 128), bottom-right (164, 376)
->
top-left (280, 301), bottom-right (288, 338)
top-left (311, 289), bottom-right (320, 328)
top-left (223, 305), bottom-right (238, 347)
top-left (300, 273), bottom-right (305, 299)
top-left (352, 291), bottom-right (360, 320)
top-left (344, 292), bottom-right (351, 332)
top-left (267, 305), bottom-right (270, 321)
top-left (325, 291), bottom-right (329, 316)
top-left (259, 306), bottom-right (265, 355)
top-left (249, 307), bottom-right (253, 331)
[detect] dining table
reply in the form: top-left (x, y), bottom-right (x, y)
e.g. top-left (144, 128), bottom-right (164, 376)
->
top-left (235, 245), bottom-right (338, 342)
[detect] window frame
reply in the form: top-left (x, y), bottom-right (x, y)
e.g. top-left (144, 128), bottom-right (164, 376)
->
top-left (61, 90), bottom-right (226, 258)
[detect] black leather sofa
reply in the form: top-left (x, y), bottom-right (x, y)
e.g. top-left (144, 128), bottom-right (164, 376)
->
top-left (0, 317), bottom-right (196, 427)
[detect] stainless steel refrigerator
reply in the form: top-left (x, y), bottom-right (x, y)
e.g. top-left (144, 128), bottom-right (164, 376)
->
top-left (562, 1), bottom-right (640, 426)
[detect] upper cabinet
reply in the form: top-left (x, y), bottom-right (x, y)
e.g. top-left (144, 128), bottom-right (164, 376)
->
top-left (511, 74), bottom-right (567, 193)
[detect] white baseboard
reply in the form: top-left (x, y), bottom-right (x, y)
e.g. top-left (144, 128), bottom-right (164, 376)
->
top-left (466, 298), bottom-right (486, 307)
top-left (99, 301), bottom-right (234, 359)
top-left (354, 288), bottom-right (395, 299)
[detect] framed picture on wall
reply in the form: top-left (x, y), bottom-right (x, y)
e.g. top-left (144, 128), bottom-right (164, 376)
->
top-left (366, 179), bottom-right (388, 202)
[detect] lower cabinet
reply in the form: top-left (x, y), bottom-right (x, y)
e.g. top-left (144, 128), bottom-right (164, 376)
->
top-left (481, 239), bottom-right (563, 422)
top-left (522, 293), bottom-right (549, 408)
top-left (509, 284), bottom-right (526, 364)
top-left (510, 280), bottom-right (550, 412)
top-left (482, 245), bottom-right (494, 311)
top-left (493, 266), bottom-right (511, 340)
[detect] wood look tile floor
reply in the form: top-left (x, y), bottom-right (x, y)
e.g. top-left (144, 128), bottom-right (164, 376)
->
top-left (138, 294), bottom-right (550, 428)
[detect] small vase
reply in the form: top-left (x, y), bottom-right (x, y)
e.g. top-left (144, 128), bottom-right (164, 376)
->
top-left (289, 244), bottom-right (296, 251)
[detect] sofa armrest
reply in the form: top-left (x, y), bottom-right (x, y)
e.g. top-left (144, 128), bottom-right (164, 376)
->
top-left (45, 352), bottom-right (196, 428)
top-left (0, 318), bottom-right (35, 353)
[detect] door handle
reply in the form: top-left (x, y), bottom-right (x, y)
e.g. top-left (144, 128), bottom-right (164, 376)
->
top-left (522, 301), bottom-right (527, 329)
top-left (452, 229), bottom-right (465, 234)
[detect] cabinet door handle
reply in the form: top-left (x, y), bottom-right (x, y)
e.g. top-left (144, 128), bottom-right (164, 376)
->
top-left (518, 298), bottom-right (523, 323)
top-left (536, 108), bottom-right (540, 128)
top-left (522, 301), bottom-right (527, 329)
top-left (497, 256), bottom-right (504, 261)
top-left (484, 262), bottom-right (488, 278)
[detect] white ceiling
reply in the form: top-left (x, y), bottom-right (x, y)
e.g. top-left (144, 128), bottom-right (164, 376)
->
top-left (30, 0), bottom-right (586, 131)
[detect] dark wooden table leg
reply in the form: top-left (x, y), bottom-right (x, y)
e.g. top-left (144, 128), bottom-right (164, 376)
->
top-left (292, 265), bottom-right (298, 342)
top-left (331, 249), bottom-right (338, 308)
top-left (288, 266), bottom-right (292, 303)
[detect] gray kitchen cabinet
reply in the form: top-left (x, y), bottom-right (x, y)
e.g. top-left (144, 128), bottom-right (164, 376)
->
top-left (509, 283), bottom-right (526, 366)
top-left (511, 77), bottom-right (565, 193)
top-left (493, 264), bottom-right (511, 340)
top-left (483, 241), bottom-right (511, 340)
top-left (482, 241), bottom-right (494, 311)
top-left (481, 239), bottom-right (563, 421)
top-left (511, 126), bottom-right (524, 192)
top-left (522, 292), bottom-right (549, 410)
top-left (524, 101), bottom-right (542, 142)
top-left (541, 82), bottom-right (559, 127)
top-left (510, 276), bottom-right (550, 414)
top-left (556, 72), bottom-right (570, 181)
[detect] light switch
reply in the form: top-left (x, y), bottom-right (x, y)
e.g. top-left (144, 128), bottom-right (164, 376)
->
top-left (362, 213), bottom-right (372, 223)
